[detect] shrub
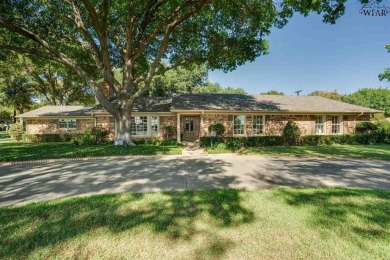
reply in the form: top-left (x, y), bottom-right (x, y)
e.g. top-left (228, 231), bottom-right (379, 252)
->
top-left (208, 123), bottom-right (225, 136)
top-left (200, 133), bottom-right (390, 150)
top-left (356, 121), bottom-right (378, 133)
top-left (164, 125), bottom-right (176, 140)
top-left (160, 139), bottom-right (181, 146)
top-left (377, 120), bottom-right (390, 134)
top-left (86, 126), bottom-right (107, 144)
top-left (23, 134), bottom-right (77, 143)
top-left (8, 124), bottom-right (24, 141)
top-left (282, 121), bottom-right (301, 146)
top-left (200, 137), bottom-right (224, 147)
top-left (75, 133), bottom-right (94, 145)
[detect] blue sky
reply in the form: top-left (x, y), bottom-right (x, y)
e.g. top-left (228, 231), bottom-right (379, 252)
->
top-left (208, 1), bottom-right (390, 95)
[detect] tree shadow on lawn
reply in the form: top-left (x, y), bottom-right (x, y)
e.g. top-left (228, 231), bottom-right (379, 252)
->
top-left (275, 188), bottom-right (390, 247)
top-left (0, 157), bottom-right (254, 258)
top-left (0, 190), bottom-right (253, 259)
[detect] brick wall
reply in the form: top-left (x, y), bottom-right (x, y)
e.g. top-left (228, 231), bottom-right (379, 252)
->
top-left (265, 115), bottom-right (314, 136)
top-left (25, 113), bottom-right (373, 138)
top-left (26, 118), bottom-right (95, 134)
top-left (160, 115), bottom-right (177, 139)
top-left (200, 113), bottom-right (371, 137)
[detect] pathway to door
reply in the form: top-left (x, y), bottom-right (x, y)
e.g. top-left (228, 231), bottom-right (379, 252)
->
top-left (182, 141), bottom-right (207, 156)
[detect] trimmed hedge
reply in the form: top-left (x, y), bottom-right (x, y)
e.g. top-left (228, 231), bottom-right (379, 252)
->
top-left (200, 133), bottom-right (390, 150)
top-left (23, 133), bottom-right (73, 143)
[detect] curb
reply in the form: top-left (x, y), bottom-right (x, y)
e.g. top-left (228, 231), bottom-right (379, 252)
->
top-left (0, 154), bottom-right (181, 166)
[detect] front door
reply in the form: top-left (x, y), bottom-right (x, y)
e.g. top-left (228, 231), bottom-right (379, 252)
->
top-left (183, 116), bottom-right (196, 141)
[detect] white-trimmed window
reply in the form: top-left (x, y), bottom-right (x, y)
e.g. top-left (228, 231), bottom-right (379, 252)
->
top-left (150, 116), bottom-right (159, 136)
top-left (331, 116), bottom-right (342, 134)
top-left (131, 116), bottom-right (148, 136)
top-left (252, 115), bottom-right (264, 135)
top-left (315, 116), bottom-right (326, 134)
top-left (58, 119), bottom-right (76, 129)
top-left (233, 115), bottom-right (245, 135)
top-left (130, 116), bottom-right (159, 136)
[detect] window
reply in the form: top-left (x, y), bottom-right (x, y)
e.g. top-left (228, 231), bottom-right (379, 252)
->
top-left (184, 117), bottom-right (195, 132)
top-left (130, 116), bottom-right (159, 136)
top-left (150, 116), bottom-right (159, 136)
top-left (58, 119), bottom-right (76, 129)
top-left (331, 116), bottom-right (342, 134)
top-left (315, 116), bottom-right (326, 134)
top-left (131, 116), bottom-right (148, 136)
top-left (252, 115), bottom-right (264, 135)
top-left (233, 115), bottom-right (245, 135)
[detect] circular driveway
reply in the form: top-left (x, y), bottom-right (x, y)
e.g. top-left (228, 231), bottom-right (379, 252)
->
top-left (1, 155), bottom-right (389, 206)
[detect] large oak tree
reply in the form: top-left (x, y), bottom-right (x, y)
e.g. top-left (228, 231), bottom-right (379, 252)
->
top-left (0, 0), bottom-right (352, 144)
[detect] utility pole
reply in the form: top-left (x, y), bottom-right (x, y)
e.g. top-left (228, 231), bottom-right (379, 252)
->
top-left (294, 90), bottom-right (303, 96)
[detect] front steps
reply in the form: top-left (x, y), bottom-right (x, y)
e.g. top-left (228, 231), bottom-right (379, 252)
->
top-left (182, 141), bottom-right (208, 156)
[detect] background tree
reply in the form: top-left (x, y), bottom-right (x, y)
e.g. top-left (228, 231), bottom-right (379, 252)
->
top-left (0, 0), bottom-right (351, 144)
top-left (379, 44), bottom-right (390, 82)
top-left (308, 90), bottom-right (342, 101)
top-left (146, 64), bottom-right (246, 96)
top-left (24, 58), bottom-right (96, 106)
top-left (0, 53), bottom-right (95, 106)
top-left (146, 64), bottom-right (208, 96)
top-left (0, 110), bottom-right (12, 124)
top-left (192, 82), bottom-right (246, 94)
top-left (342, 88), bottom-right (390, 116)
top-left (261, 90), bottom-right (285, 95)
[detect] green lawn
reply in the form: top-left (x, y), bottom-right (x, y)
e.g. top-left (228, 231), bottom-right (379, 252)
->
top-left (0, 140), bottom-right (182, 162)
top-left (240, 144), bottom-right (390, 160)
top-left (0, 188), bottom-right (388, 259)
top-left (0, 131), bottom-right (10, 139)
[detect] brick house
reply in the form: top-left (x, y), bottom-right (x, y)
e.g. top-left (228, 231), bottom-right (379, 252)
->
top-left (17, 94), bottom-right (382, 142)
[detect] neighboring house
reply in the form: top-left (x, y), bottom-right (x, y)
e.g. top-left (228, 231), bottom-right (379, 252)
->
top-left (17, 94), bottom-right (382, 142)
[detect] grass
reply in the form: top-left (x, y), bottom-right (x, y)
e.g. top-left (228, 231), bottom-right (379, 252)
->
top-left (241, 144), bottom-right (390, 160)
top-left (0, 131), bottom-right (10, 139)
top-left (0, 139), bottom-right (182, 162)
top-left (0, 188), bottom-right (388, 259)
top-left (205, 142), bottom-right (390, 160)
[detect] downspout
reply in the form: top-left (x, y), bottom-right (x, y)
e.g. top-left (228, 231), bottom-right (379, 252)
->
top-left (353, 112), bottom-right (364, 134)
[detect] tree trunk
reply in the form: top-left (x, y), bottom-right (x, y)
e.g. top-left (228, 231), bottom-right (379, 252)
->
top-left (115, 111), bottom-right (135, 146)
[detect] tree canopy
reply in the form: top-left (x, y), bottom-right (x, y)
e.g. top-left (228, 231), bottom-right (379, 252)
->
top-left (0, 53), bottom-right (95, 106)
top-left (0, 0), bottom-right (353, 144)
top-left (342, 88), bottom-right (390, 116)
top-left (146, 64), bottom-right (246, 96)
top-left (261, 90), bottom-right (285, 95)
top-left (308, 90), bottom-right (342, 101)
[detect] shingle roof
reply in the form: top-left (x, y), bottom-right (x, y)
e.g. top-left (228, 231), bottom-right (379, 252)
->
top-left (17, 106), bottom-right (92, 118)
top-left (91, 97), bottom-right (172, 113)
top-left (171, 94), bottom-right (382, 113)
top-left (18, 94), bottom-right (382, 118)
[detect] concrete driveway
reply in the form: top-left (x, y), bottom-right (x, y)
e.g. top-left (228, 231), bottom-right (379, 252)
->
top-left (1, 155), bottom-right (389, 206)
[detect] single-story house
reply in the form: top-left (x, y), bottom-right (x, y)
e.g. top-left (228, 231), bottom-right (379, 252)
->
top-left (17, 94), bottom-right (382, 142)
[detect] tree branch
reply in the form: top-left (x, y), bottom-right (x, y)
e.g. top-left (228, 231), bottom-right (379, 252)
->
top-left (65, 0), bottom-right (103, 69)
top-left (0, 43), bottom-right (118, 115)
top-left (131, 0), bottom-right (210, 100)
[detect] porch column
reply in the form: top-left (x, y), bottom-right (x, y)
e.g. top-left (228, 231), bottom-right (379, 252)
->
top-left (177, 113), bottom-right (181, 142)
top-left (200, 112), bottom-right (204, 137)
